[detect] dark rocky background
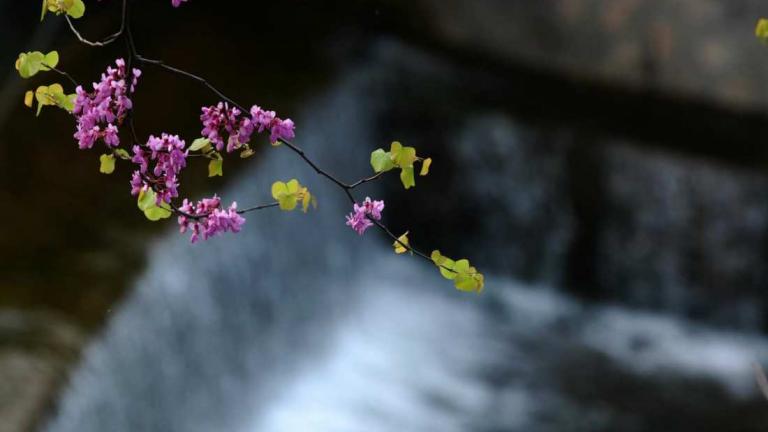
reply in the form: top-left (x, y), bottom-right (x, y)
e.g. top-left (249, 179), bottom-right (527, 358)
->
top-left (4, 0), bottom-right (768, 430)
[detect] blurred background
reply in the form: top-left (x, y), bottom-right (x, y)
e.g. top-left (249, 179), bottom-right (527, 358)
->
top-left (4, 0), bottom-right (768, 430)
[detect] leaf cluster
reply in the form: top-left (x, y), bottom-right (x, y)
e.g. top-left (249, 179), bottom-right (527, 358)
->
top-left (370, 141), bottom-right (432, 189)
top-left (430, 250), bottom-right (484, 293)
top-left (271, 179), bottom-right (317, 212)
top-left (41, 0), bottom-right (85, 21)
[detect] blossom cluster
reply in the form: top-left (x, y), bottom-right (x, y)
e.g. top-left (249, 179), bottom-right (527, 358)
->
top-left (171, 0), bottom-right (188, 7)
top-left (177, 195), bottom-right (245, 243)
top-left (130, 133), bottom-right (187, 204)
top-left (200, 102), bottom-right (253, 152)
top-left (251, 105), bottom-right (296, 145)
top-left (346, 197), bottom-right (385, 235)
top-left (73, 58), bottom-right (140, 150)
top-left (199, 102), bottom-right (295, 152)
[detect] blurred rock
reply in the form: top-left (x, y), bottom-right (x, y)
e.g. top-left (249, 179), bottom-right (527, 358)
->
top-left (418, 0), bottom-right (768, 109)
top-left (0, 310), bottom-right (84, 432)
top-left (597, 144), bottom-right (768, 327)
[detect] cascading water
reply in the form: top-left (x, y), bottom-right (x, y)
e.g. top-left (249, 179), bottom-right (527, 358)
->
top-left (44, 41), bottom-right (768, 431)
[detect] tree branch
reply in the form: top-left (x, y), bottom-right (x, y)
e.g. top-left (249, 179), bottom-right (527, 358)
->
top-left (64, 10), bottom-right (124, 48)
top-left (62, 0), bottom-right (441, 266)
top-left (134, 55), bottom-right (247, 113)
top-left (47, 66), bottom-right (79, 87)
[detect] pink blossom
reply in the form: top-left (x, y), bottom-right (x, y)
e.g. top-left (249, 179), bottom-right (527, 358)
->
top-left (177, 196), bottom-right (245, 243)
top-left (250, 105), bottom-right (276, 133)
top-left (130, 134), bottom-right (187, 203)
top-left (360, 197), bottom-right (385, 220)
top-left (346, 211), bottom-right (373, 235)
top-left (129, 171), bottom-right (145, 196)
top-left (269, 118), bottom-right (295, 144)
top-left (200, 102), bottom-right (297, 150)
top-left (73, 59), bottom-right (141, 150)
top-left (103, 124), bottom-right (119, 147)
top-left (345, 197), bottom-right (385, 235)
top-left (171, 0), bottom-right (188, 7)
top-left (200, 102), bottom-right (246, 152)
top-left (248, 105), bottom-right (295, 143)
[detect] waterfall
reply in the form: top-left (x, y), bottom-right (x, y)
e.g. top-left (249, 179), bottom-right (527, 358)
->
top-left (45, 40), bottom-right (768, 432)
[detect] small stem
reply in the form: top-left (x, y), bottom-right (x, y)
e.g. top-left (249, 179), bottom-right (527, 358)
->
top-left (277, 138), bottom-right (356, 204)
top-left (238, 202), bottom-right (280, 214)
top-left (171, 201), bottom-right (279, 220)
top-left (134, 55), bottom-right (247, 113)
top-left (371, 219), bottom-right (458, 274)
top-left (48, 66), bottom-right (78, 87)
top-left (65, 15), bottom-right (123, 47)
top-left (370, 219), bottom-right (431, 262)
top-left (347, 171), bottom-right (385, 189)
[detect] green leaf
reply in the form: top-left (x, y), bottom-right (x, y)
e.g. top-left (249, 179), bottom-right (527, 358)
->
top-left (438, 257), bottom-right (457, 279)
top-left (43, 51), bottom-right (58, 69)
top-left (16, 52), bottom-right (46, 79)
top-left (48, 83), bottom-right (63, 95)
top-left (757, 18), bottom-right (768, 43)
top-left (137, 188), bottom-right (172, 221)
top-left (144, 203), bottom-right (172, 221)
top-left (208, 158), bottom-right (223, 177)
top-left (286, 179), bottom-right (299, 194)
top-left (459, 263), bottom-right (485, 292)
top-left (53, 91), bottom-right (73, 112)
top-left (430, 250), bottom-right (441, 262)
top-left (395, 146), bottom-right (417, 168)
top-left (271, 181), bottom-right (287, 199)
top-left (430, 251), bottom-right (457, 280)
top-left (114, 148), bottom-right (131, 160)
top-left (66, 0), bottom-right (85, 18)
top-left (99, 154), bottom-right (115, 174)
top-left (454, 271), bottom-right (483, 292)
top-left (61, 93), bottom-right (76, 112)
top-left (137, 188), bottom-right (156, 211)
top-left (34, 83), bottom-right (66, 115)
top-left (393, 231), bottom-right (410, 254)
top-left (24, 91), bottom-right (33, 108)
top-left (240, 147), bottom-right (256, 158)
top-left (41, 0), bottom-right (47, 21)
top-left (454, 259), bottom-right (470, 274)
top-left (15, 54), bottom-right (28, 77)
top-left (430, 250), bottom-right (484, 291)
top-left (34, 84), bottom-right (55, 105)
top-left (370, 148), bottom-right (395, 173)
top-left (400, 166), bottom-right (415, 189)
top-left (34, 85), bottom-right (49, 116)
top-left (278, 195), bottom-right (297, 211)
top-left (280, 196), bottom-right (298, 211)
top-left (189, 137), bottom-right (211, 152)
top-left (271, 179), bottom-right (307, 211)
top-left (420, 157), bottom-right (432, 176)
top-left (390, 141), bottom-right (403, 157)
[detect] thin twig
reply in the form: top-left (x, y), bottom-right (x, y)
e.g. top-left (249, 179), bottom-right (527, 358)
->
top-left (370, 218), bottom-right (434, 263)
top-left (277, 138), bottom-right (356, 204)
top-left (134, 55), bottom-right (247, 113)
top-left (347, 171), bottom-right (385, 189)
top-left (47, 66), bottom-right (78, 87)
top-left (65, 15), bottom-right (123, 47)
top-left (171, 201), bottom-right (279, 220)
top-left (238, 202), bottom-right (280, 214)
